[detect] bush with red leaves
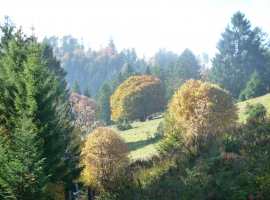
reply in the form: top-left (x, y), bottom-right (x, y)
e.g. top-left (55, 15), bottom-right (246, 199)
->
top-left (70, 93), bottom-right (104, 140)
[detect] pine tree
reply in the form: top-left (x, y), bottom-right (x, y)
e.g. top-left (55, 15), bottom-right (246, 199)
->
top-left (72, 79), bottom-right (81, 94)
top-left (152, 63), bottom-right (166, 92)
top-left (0, 21), bottom-right (81, 198)
top-left (176, 48), bottom-right (201, 84)
top-left (83, 84), bottom-right (91, 98)
top-left (0, 16), bottom-right (16, 58)
top-left (239, 70), bottom-right (267, 101)
top-left (0, 27), bottom-right (29, 126)
top-left (208, 11), bottom-right (270, 99)
top-left (144, 65), bottom-right (152, 75)
top-left (0, 117), bottom-right (46, 199)
top-left (165, 61), bottom-right (179, 99)
top-left (123, 63), bottom-right (135, 80)
top-left (108, 36), bottom-right (115, 49)
top-left (111, 71), bottom-right (125, 92)
top-left (97, 82), bottom-right (112, 125)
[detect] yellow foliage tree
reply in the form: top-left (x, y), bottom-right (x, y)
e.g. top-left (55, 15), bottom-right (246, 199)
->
top-left (110, 76), bottom-right (166, 122)
top-left (168, 79), bottom-right (238, 149)
top-left (79, 127), bottom-right (130, 190)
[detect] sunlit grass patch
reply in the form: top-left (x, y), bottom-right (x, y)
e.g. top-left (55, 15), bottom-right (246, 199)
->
top-left (113, 117), bottom-right (163, 158)
top-left (236, 93), bottom-right (270, 123)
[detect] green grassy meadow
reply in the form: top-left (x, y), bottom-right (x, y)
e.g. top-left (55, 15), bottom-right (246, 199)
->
top-left (115, 93), bottom-right (270, 158)
top-left (236, 93), bottom-right (270, 123)
top-left (114, 117), bottom-right (163, 158)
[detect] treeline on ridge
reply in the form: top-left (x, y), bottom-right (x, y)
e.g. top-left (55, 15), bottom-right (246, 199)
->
top-left (0, 10), bottom-right (270, 199)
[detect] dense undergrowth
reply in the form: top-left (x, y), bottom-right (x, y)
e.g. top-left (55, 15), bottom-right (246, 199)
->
top-left (97, 117), bottom-right (270, 200)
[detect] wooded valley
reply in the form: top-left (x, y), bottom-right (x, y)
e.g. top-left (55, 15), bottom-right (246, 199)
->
top-left (0, 11), bottom-right (270, 199)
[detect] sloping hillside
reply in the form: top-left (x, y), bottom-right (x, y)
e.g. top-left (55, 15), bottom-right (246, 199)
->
top-left (113, 93), bottom-right (270, 158)
top-left (237, 93), bottom-right (270, 123)
top-left (114, 118), bottom-right (163, 158)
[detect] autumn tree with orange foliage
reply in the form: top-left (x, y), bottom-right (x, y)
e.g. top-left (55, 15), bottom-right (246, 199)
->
top-left (79, 127), bottom-right (130, 190)
top-left (110, 76), bottom-right (166, 122)
top-left (167, 79), bottom-right (238, 152)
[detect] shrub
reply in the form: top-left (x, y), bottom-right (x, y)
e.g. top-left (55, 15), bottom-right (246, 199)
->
top-left (116, 118), bottom-right (132, 131)
top-left (239, 70), bottom-right (267, 101)
top-left (153, 121), bottom-right (165, 139)
top-left (79, 127), bottom-right (130, 191)
top-left (168, 79), bottom-right (238, 151)
top-left (246, 103), bottom-right (266, 122)
top-left (158, 115), bottom-right (184, 155)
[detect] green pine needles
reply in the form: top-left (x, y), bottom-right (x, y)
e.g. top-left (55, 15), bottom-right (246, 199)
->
top-left (0, 18), bottom-right (81, 198)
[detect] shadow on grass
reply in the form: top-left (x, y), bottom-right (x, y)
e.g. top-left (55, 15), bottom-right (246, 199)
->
top-left (127, 138), bottom-right (160, 152)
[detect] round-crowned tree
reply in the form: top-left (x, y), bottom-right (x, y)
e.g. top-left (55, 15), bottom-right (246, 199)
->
top-left (70, 93), bottom-right (104, 141)
top-left (79, 127), bottom-right (130, 189)
top-left (168, 79), bottom-right (238, 148)
top-left (110, 76), bottom-right (166, 122)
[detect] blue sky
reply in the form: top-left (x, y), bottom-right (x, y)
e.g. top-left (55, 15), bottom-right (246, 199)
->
top-left (1, 0), bottom-right (270, 59)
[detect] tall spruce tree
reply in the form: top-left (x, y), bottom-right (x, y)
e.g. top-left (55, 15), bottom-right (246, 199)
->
top-left (110, 64), bottom-right (139, 93)
top-left (144, 65), bottom-right (152, 75)
top-left (72, 80), bottom-right (81, 94)
top-left (165, 61), bottom-right (178, 99)
top-left (83, 84), bottom-right (91, 98)
top-left (152, 63), bottom-right (166, 92)
top-left (111, 71), bottom-right (125, 92)
top-left (0, 20), bottom-right (81, 198)
top-left (97, 82), bottom-right (112, 125)
top-left (208, 11), bottom-right (270, 99)
top-left (175, 48), bottom-right (201, 85)
top-left (0, 117), bottom-right (46, 199)
top-left (123, 63), bottom-right (135, 79)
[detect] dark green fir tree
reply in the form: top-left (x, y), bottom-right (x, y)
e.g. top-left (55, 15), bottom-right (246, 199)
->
top-left (97, 82), bottom-right (112, 126)
top-left (239, 70), bottom-right (267, 101)
top-left (0, 19), bottom-right (81, 198)
top-left (208, 11), bottom-right (270, 99)
top-left (72, 79), bottom-right (81, 94)
top-left (0, 117), bottom-right (46, 199)
top-left (144, 65), bottom-right (152, 75)
top-left (176, 48), bottom-right (201, 84)
top-left (83, 84), bottom-right (91, 98)
top-left (152, 63), bottom-right (166, 92)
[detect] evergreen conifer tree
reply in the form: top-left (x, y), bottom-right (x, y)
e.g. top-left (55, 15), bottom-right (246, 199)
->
top-left (97, 82), bottom-right (112, 125)
top-left (165, 61), bottom-right (178, 99)
top-left (208, 11), bottom-right (270, 98)
top-left (72, 80), bottom-right (81, 94)
top-left (0, 20), bottom-right (81, 198)
top-left (111, 71), bottom-right (125, 92)
top-left (239, 70), bottom-right (267, 101)
top-left (176, 48), bottom-right (201, 84)
top-left (123, 63), bottom-right (135, 80)
top-left (152, 63), bottom-right (166, 92)
top-left (0, 117), bottom-right (46, 199)
top-left (144, 65), bottom-right (152, 75)
top-left (83, 84), bottom-right (91, 98)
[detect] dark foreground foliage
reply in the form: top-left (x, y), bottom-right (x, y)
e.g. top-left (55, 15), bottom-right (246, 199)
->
top-left (95, 119), bottom-right (270, 200)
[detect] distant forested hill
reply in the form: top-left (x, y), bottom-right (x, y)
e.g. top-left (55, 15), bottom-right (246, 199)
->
top-left (43, 35), bottom-right (184, 97)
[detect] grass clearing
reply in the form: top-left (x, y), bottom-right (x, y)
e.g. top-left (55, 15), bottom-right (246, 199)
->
top-left (113, 117), bottom-right (163, 158)
top-left (236, 93), bottom-right (270, 123)
top-left (112, 93), bottom-right (270, 158)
